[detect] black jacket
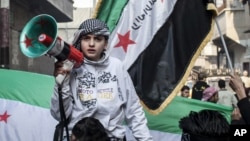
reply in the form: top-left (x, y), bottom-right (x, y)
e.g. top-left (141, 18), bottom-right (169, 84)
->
top-left (237, 97), bottom-right (250, 125)
top-left (191, 81), bottom-right (209, 100)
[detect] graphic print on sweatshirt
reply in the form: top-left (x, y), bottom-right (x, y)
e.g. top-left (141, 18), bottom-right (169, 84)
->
top-left (77, 71), bottom-right (118, 109)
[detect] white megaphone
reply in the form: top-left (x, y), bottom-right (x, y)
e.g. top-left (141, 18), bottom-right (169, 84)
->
top-left (19, 14), bottom-right (83, 85)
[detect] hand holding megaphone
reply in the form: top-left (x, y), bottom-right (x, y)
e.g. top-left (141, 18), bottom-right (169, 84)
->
top-left (19, 14), bottom-right (83, 85)
top-left (53, 60), bottom-right (73, 85)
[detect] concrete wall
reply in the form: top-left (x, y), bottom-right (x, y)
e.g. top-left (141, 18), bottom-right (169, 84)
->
top-left (7, 0), bottom-right (74, 75)
top-left (57, 7), bottom-right (94, 43)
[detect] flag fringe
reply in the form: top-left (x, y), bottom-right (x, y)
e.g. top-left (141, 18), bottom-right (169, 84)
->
top-left (92, 0), bottom-right (103, 18)
top-left (141, 5), bottom-right (217, 115)
top-left (207, 3), bottom-right (218, 16)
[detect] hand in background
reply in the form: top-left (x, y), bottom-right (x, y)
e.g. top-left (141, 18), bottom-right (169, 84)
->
top-left (229, 73), bottom-right (247, 100)
top-left (231, 107), bottom-right (241, 121)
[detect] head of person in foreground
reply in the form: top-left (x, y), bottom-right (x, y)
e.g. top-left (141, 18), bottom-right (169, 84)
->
top-left (179, 109), bottom-right (230, 141)
top-left (71, 117), bottom-right (109, 141)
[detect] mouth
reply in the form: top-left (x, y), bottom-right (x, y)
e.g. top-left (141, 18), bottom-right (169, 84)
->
top-left (87, 49), bottom-right (96, 53)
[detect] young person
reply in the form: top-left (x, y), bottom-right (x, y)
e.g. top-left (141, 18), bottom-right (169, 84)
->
top-left (180, 85), bottom-right (190, 98)
top-left (50, 19), bottom-right (153, 141)
top-left (217, 79), bottom-right (238, 107)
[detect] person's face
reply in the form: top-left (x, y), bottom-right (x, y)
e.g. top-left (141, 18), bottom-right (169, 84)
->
top-left (80, 34), bottom-right (107, 61)
top-left (181, 89), bottom-right (190, 98)
top-left (243, 71), bottom-right (248, 76)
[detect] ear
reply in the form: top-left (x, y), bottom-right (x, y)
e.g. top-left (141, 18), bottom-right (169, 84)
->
top-left (104, 40), bottom-right (108, 50)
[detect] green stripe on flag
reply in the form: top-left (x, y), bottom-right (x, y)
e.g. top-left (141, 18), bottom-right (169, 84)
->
top-left (145, 96), bottom-right (232, 134)
top-left (95, 0), bottom-right (128, 32)
top-left (0, 69), bottom-right (55, 108)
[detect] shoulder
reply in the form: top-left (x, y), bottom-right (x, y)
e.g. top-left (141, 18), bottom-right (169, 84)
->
top-left (219, 90), bottom-right (235, 95)
top-left (109, 56), bottom-right (122, 63)
top-left (193, 81), bottom-right (209, 87)
top-left (108, 56), bottom-right (124, 68)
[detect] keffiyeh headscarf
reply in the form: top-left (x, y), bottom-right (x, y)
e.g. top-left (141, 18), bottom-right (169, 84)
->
top-left (202, 87), bottom-right (218, 101)
top-left (72, 19), bottom-right (110, 50)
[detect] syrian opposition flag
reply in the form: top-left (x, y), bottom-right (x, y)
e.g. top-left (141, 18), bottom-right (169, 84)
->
top-left (93, 0), bottom-right (232, 140)
top-left (95, 0), bottom-right (217, 110)
top-left (0, 69), bottom-right (57, 141)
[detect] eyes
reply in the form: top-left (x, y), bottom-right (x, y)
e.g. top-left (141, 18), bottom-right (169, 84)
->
top-left (81, 35), bottom-right (105, 42)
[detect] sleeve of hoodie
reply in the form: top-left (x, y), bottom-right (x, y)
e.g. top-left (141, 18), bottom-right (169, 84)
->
top-left (123, 71), bottom-right (153, 141)
top-left (50, 74), bottom-right (74, 121)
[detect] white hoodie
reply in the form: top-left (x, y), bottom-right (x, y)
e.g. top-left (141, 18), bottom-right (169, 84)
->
top-left (50, 54), bottom-right (153, 140)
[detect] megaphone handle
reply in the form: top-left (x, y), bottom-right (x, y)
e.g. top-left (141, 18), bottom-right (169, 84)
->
top-left (56, 60), bottom-right (74, 85)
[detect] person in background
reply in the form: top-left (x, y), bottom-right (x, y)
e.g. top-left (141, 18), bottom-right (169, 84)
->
top-left (240, 70), bottom-right (250, 96)
top-left (230, 73), bottom-right (250, 125)
top-left (179, 109), bottom-right (230, 141)
top-left (191, 72), bottom-right (210, 100)
top-left (180, 85), bottom-right (190, 98)
top-left (201, 86), bottom-right (219, 103)
top-left (71, 117), bottom-right (109, 141)
top-left (217, 79), bottom-right (238, 108)
top-left (217, 79), bottom-right (242, 124)
top-left (50, 18), bottom-right (153, 141)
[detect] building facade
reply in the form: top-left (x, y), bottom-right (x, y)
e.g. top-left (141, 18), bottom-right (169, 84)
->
top-left (0, 0), bottom-right (74, 75)
top-left (194, 0), bottom-right (250, 76)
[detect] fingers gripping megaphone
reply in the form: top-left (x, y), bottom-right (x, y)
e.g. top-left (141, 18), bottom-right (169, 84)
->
top-left (19, 14), bottom-right (83, 85)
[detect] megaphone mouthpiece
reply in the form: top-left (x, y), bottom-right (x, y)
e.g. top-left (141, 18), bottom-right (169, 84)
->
top-left (38, 34), bottom-right (53, 47)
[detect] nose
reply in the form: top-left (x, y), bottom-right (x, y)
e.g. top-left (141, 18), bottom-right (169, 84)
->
top-left (89, 38), bottom-right (94, 47)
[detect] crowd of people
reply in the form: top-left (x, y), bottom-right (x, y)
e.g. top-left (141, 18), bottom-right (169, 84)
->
top-left (49, 17), bottom-right (250, 141)
top-left (178, 71), bottom-right (250, 140)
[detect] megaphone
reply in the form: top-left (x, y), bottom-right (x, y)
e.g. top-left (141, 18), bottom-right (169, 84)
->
top-left (20, 14), bottom-right (83, 84)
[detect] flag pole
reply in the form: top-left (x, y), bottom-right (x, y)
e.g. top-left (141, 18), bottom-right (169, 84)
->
top-left (214, 17), bottom-right (234, 72)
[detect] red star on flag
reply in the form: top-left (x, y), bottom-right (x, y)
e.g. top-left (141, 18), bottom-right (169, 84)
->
top-left (0, 111), bottom-right (11, 123)
top-left (23, 35), bottom-right (33, 48)
top-left (114, 30), bottom-right (136, 52)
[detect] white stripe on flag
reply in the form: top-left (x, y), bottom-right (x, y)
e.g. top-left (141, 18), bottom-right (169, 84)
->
top-left (125, 126), bottom-right (181, 141)
top-left (0, 99), bottom-right (57, 141)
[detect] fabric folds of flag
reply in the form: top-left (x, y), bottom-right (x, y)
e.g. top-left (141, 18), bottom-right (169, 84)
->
top-left (0, 69), bottom-right (57, 141)
top-left (0, 70), bottom-right (232, 141)
top-left (94, 0), bottom-right (229, 140)
top-left (95, 0), bottom-right (217, 113)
